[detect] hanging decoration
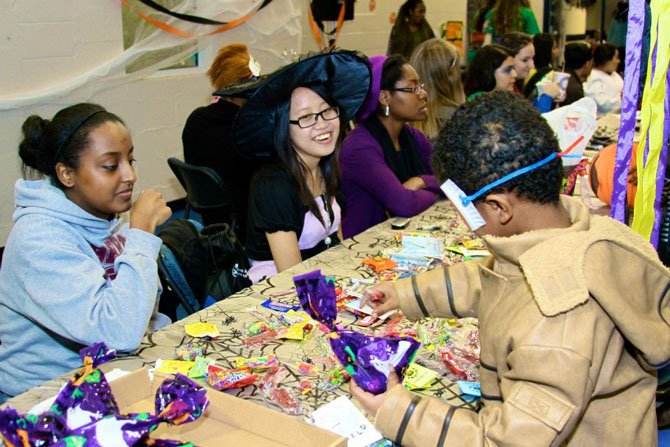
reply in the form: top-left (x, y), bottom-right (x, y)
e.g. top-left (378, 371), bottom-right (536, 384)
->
top-left (630, 0), bottom-right (670, 245)
top-left (120, 0), bottom-right (274, 37)
top-left (612, 0), bottom-right (670, 247)
top-left (0, 0), bottom-right (301, 110)
top-left (308, 0), bottom-right (352, 50)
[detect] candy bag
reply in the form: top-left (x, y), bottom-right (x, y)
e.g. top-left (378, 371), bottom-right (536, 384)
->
top-left (294, 270), bottom-right (420, 395)
top-left (0, 343), bottom-right (208, 447)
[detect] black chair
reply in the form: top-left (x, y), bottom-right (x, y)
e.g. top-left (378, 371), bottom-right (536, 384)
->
top-left (167, 157), bottom-right (237, 231)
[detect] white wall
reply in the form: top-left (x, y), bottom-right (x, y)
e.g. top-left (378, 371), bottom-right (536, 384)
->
top-left (586, 0), bottom-right (619, 37)
top-left (0, 0), bottom-right (469, 246)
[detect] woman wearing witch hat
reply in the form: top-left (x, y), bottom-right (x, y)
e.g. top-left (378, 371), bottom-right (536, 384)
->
top-left (216, 51), bottom-right (371, 283)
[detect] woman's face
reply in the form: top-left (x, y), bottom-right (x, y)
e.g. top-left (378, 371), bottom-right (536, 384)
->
top-left (514, 44), bottom-right (535, 80)
top-left (602, 49), bottom-right (620, 74)
top-left (288, 87), bottom-right (340, 168)
top-left (494, 56), bottom-right (517, 92)
top-left (409, 2), bottom-right (426, 26)
top-left (59, 121), bottom-right (136, 220)
top-left (385, 64), bottom-right (428, 122)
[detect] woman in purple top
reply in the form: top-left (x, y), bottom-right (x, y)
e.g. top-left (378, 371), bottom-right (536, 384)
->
top-left (340, 54), bottom-right (442, 239)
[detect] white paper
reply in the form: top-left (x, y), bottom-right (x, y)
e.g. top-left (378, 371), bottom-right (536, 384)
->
top-left (401, 235), bottom-right (444, 257)
top-left (441, 180), bottom-right (486, 231)
top-left (342, 297), bottom-right (395, 320)
top-left (307, 396), bottom-right (383, 447)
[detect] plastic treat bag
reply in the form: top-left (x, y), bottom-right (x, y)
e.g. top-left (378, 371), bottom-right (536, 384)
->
top-left (293, 270), bottom-right (421, 395)
top-left (0, 343), bottom-right (208, 447)
top-left (542, 97), bottom-right (597, 168)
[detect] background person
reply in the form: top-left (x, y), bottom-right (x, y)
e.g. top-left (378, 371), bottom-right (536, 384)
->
top-left (563, 41), bottom-right (594, 106)
top-left (532, 32), bottom-right (559, 72)
top-left (483, 0), bottom-right (540, 44)
top-left (499, 32), bottom-right (560, 112)
top-left (182, 43), bottom-right (260, 242)
top-left (340, 54), bottom-right (442, 239)
top-left (409, 38), bottom-right (465, 141)
top-left (463, 44), bottom-right (517, 99)
top-left (584, 43), bottom-right (623, 115)
top-left (387, 0), bottom-right (435, 59)
top-left (0, 103), bottom-right (172, 400)
top-left (468, 0), bottom-right (497, 63)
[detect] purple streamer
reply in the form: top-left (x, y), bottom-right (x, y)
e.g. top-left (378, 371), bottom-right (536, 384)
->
top-left (611, 0), bottom-right (644, 222)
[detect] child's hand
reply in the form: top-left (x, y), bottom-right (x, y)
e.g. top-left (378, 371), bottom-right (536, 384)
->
top-left (350, 370), bottom-right (400, 416)
top-left (130, 189), bottom-right (172, 233)
top-left (362, 282), bottom-right (400, 316)
top-left (541, 81), bottom-right (562, 99)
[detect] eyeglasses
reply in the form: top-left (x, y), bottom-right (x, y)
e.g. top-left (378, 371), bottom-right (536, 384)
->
top-left (289, 106), bottom-right (340, 128)
top-left (388, 84), bottom-right (426, 96)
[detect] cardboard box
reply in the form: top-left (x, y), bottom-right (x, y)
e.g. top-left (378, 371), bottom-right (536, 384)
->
top-left (110, 368), bottom-right (346, 447)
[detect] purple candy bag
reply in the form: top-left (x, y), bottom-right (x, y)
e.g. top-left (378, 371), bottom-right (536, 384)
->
top-left (50, 343), bottom-right (120, 431)
top-left (294, 270), bottom-right (421, 394)
top-left (293, 269), bottom-right (338, 330)
top-left (0, 343), bottom-right (208, 447)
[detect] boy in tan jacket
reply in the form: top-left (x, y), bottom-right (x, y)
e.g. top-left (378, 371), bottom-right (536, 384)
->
top-left (351, 91), bottom-right (670, 446)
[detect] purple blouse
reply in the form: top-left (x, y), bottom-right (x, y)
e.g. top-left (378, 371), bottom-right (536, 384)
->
top-left (339, 124), bottom-right (441, 239)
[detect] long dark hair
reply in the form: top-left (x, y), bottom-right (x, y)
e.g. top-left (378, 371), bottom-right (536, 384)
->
top-left (19, 103), bottom-right (125, 188)
top-left (533, 33), bottom-right (555, 69)
top-left (464, 44), bottom-right (513, 96)
top-left (379, 55), bottom-right (408, 93)
top-left (499, 31), bottom-right (532, 56)
top-left (395, 0), bottom-right (424, 30)
top-left (474, 0), bottom-right (496, 33)
top-left (273, 84), bottom-right (343, 226)
top-left (492, 0), bottom-right (526, 36)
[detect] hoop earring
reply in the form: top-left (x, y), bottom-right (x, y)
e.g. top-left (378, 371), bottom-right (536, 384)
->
top-left (384, 104), bottom-right (390, 117)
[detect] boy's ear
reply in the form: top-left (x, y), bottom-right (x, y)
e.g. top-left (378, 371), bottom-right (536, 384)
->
top-left (55, 162), bottom-right (75, 188)
top-left (483, 193), bottom-right (514, 226)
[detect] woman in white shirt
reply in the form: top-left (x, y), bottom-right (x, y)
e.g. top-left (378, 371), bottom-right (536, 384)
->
top-left (584, 43), bottom-right (623, 115)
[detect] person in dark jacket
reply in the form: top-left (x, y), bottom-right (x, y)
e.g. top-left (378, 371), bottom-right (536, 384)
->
top-left (181, 43), bottom-right (260, 242)
top-left (563, 41), bottom-right (594, 106)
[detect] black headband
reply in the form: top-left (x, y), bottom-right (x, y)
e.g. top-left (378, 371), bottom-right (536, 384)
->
top-left (53, 109), bottom-right (106, 165)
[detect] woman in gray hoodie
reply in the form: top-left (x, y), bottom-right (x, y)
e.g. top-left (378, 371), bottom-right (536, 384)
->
top-left (0, 103), bottom-right (172, 401)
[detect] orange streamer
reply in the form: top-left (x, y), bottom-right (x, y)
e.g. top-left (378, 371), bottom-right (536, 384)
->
top-left (120, 0), bottom-right (262, 38)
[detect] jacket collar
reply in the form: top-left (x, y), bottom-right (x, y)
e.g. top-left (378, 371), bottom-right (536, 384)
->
top-left (481, 196), bottom-right (590, 273)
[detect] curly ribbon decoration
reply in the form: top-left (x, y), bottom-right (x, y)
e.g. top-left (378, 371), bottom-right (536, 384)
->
top-left (633, 0), bottom-right (670, 245)
top-left (120, 0), bottom-right (272, 37)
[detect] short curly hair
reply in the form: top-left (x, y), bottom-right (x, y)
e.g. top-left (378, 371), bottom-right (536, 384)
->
top-left (431, 91), bottom-right (562, 204)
